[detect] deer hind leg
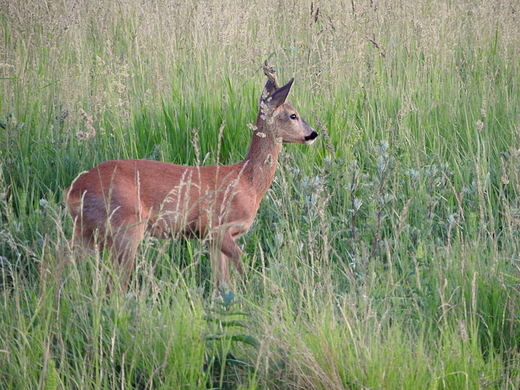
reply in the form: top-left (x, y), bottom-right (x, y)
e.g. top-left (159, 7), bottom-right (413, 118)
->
top-left (69, 215), bottom-right (106, 261)
top-left (67, 191), bottom-right (120, 270)
top-left (107, 215), bottom-right (146, 293)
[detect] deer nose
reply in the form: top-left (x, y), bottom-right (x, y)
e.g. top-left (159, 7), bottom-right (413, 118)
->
top-left (305, 131), bottom-right (319, 142)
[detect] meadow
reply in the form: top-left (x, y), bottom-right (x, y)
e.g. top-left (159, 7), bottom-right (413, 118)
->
top-left (1, 0), bottom-right (520, 388)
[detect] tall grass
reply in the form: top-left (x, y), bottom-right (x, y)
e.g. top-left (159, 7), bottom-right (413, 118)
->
top-left (1, 0), bottom-right (520, 388)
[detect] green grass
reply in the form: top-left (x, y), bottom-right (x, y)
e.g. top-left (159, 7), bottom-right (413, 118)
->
top-left (2, 0), bottom-right (520, 388)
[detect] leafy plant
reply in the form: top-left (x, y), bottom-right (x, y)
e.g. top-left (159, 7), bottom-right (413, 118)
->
top-left (204, 290), bottom-right (259, 389)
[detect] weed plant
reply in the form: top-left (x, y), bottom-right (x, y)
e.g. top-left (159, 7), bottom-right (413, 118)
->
top-left (1, 0), bottom-right (520, 388)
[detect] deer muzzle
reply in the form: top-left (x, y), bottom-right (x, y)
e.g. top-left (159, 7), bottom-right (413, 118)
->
top-left (304, 130), bottom-right (319, 145)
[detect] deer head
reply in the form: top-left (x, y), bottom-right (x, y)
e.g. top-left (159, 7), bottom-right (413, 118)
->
top-left (258, 78), bottom-right (318, 145)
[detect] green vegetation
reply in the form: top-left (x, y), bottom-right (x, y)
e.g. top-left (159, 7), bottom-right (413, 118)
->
top-left (2, 0), bottom-right (520, 388)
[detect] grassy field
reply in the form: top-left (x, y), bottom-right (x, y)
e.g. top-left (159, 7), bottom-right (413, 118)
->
top-left (2, 0), bottom-right (520, 388)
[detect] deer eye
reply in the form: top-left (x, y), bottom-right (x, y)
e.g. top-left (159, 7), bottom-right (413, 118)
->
top-left (290, 114), bottom-right (298, 120)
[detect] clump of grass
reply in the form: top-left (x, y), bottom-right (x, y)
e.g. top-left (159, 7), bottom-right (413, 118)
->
top-left (2, 0), bottom-right (520, 388)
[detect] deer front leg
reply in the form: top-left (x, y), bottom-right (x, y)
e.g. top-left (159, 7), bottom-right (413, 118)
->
top-left (220, 231), bottom-right (244, 279)
top-left (209, 230), bottom-right (244, 289)
top-left (213, 251), bottom-right (230, 289)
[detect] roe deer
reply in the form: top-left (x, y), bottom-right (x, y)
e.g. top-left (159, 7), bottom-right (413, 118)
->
top-left (64, 65), bottom-right (318, 292)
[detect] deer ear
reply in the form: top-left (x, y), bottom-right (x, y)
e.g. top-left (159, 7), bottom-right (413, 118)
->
top-left (261, 78), bottom-right (294, 109)
top-left (268, 78), bottom-right (294, 108)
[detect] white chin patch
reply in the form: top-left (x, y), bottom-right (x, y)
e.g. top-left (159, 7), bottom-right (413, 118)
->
top-left (304, 138), bottom-right (317, 145)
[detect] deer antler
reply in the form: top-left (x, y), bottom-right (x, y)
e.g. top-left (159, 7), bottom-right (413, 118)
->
top-left (263, 60), bottom-right (280, 90)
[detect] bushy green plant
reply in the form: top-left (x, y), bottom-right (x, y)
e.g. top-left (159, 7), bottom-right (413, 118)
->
top-left (204, 290), bottom-right (259, 389)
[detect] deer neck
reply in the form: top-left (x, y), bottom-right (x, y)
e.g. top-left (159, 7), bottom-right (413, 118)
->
top-left (241, 112), bottom-right (283, 198)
